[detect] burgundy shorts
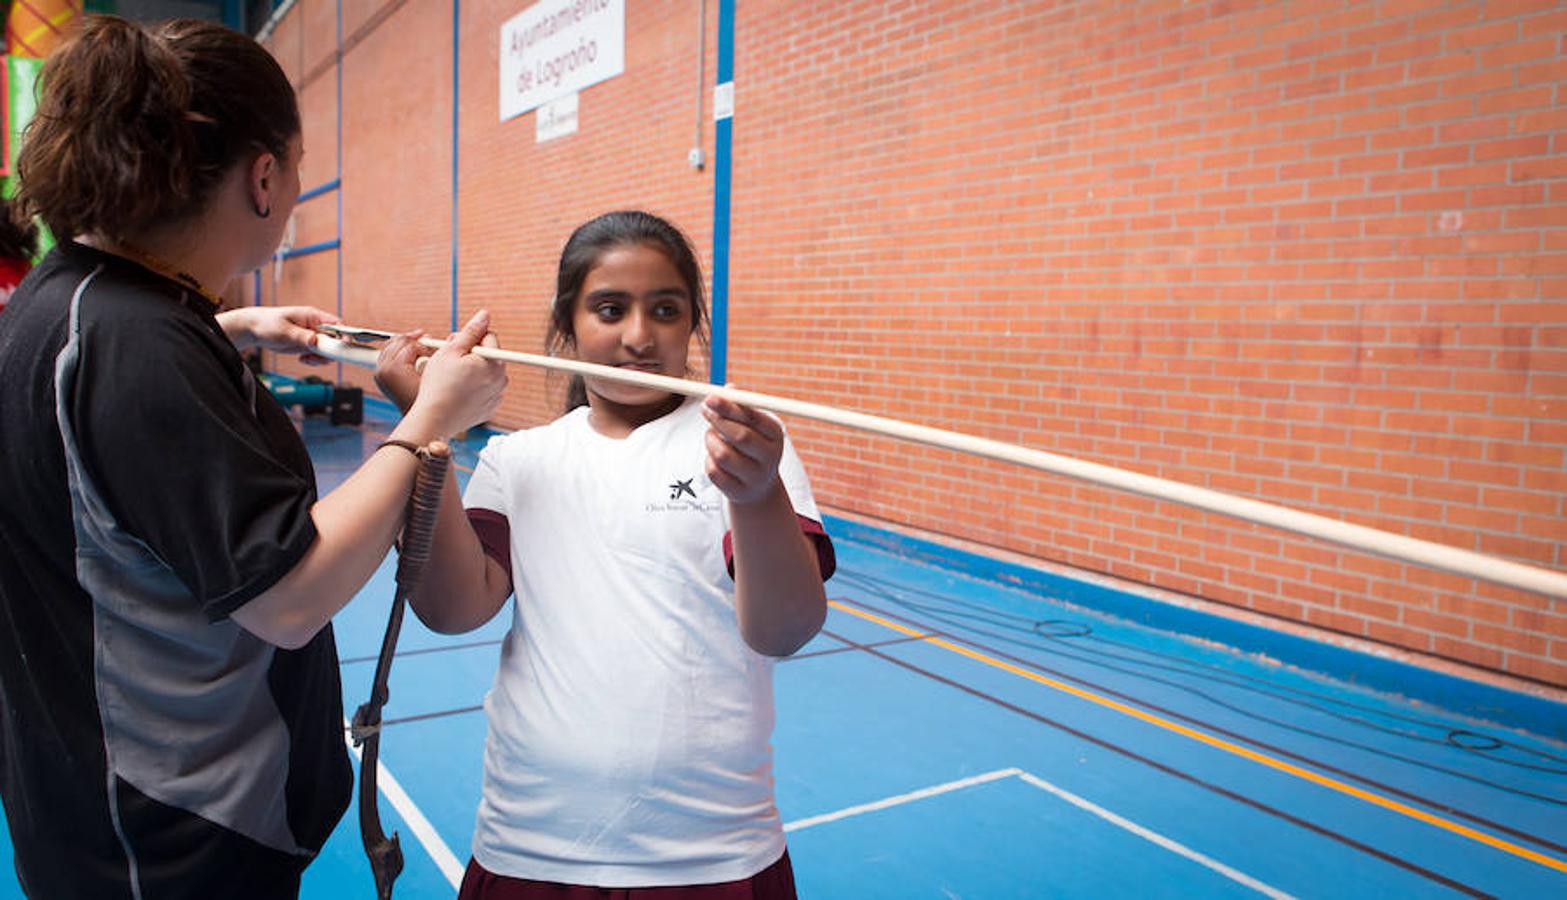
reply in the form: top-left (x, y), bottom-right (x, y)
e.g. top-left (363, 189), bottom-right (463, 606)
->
top-left (456, 850), bottom-right (797, 900)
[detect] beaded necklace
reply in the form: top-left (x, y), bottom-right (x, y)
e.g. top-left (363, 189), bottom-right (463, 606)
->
top-left (116, 243), bottom-right (225, 308)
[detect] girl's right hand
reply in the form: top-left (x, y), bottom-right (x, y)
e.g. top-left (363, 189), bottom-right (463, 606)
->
top-left (396, 310), bottom-right (508, 438)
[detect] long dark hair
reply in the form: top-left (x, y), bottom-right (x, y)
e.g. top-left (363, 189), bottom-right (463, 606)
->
top-left (546, 211), bottom-right (709, 410)
top-left (14, 15), bottom-right (299, 242)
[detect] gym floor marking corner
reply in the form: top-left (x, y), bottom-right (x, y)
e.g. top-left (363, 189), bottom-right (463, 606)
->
top-left (826, 599), bottom-right (1567, 875)
top-left (784, 765), bottom-right (1294, 899)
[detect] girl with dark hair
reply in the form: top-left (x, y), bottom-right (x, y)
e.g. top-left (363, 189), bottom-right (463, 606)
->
top-left (0, 16), bottom-right (506, 898)
top-left (375, 210), bottom-right (834, 899)
top-left (544, 209), bottom-right (711, 411)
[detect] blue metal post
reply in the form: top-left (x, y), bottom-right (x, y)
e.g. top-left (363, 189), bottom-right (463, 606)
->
top-left (451, 0), bottom-right (461, 332)
top-left (710, 0), bottom-right (734, 385)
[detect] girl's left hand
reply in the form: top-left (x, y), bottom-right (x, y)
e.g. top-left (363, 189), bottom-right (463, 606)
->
top-left (702, 393), bottom-right (785, 507)
top-left (373, 331), bottom-right (432, 414)
top-left (219, 305), bottom-right (341, 365)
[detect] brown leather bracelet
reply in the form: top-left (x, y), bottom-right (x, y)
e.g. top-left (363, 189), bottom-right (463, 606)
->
top-left (377, 439), bottom-right (424, 458)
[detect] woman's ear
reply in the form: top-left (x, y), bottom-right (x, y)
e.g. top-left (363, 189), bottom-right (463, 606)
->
top-left (248, 152), bottom-right (277, 218)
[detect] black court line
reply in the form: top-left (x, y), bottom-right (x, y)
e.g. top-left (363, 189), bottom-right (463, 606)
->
top-left (356, 706), bottom-right (485, 730)
top-left (339, 638), bottom-right (504, 666)
top-left (835, 591), bottom-right (1567, 859)
top-left (832, 571), bottom-right (1567, 791)
top-left (817, 626), bottom-right (1494, 899)
top-left (784, 634), bottom-right (928, 662)
top-left (343, 633), bottom-right (921, 733)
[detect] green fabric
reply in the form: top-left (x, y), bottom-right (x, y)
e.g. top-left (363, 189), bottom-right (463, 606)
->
top-left (5, 54), bottom-right (50, 253)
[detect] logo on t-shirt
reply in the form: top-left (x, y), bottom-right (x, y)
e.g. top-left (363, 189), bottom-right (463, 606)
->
top-left (647, 474), bottom-right (720, 513)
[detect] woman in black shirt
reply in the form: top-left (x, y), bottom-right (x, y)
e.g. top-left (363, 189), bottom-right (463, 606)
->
top-left (0, 15), bottom-right (506, 898)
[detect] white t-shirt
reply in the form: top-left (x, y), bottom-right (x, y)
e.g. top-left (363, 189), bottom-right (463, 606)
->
top-left (462, 396), bottom-right (827, 887)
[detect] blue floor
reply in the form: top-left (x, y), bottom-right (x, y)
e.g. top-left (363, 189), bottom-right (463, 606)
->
top-left (4, 409), bottom-right (1565, 898)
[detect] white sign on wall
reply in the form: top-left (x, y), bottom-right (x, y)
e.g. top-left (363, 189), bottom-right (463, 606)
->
top-left (537, 92), bottom-right (579, 142)
top-left (500, 0), bottom-right (625, 123)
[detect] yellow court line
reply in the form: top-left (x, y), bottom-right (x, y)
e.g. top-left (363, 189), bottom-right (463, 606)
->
top-left (828, 599), bottom-right (1567, 874)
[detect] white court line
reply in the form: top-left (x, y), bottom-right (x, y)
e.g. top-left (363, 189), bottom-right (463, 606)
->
top-left (1014, 771), bottom-right (1295, 900)
top-left (344, 726), bottom-right (466, 890)
top-left (784, 767), bottom-right (1294, 900)
top-left (783, 768), bottom-right (1023, 832)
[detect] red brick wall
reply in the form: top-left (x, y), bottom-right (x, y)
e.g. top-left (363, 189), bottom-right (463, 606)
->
top-left (254, 0), bottom-right (1567, 687)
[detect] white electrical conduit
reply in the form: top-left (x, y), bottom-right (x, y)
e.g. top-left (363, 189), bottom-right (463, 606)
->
top-left (314, 332), bottom-right (1567, 600)
top-left (254, 0), bottom-right (301, 43)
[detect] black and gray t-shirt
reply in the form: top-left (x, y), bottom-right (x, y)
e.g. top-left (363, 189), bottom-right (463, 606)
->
top-left (0, 241), bottom-right (351, 898)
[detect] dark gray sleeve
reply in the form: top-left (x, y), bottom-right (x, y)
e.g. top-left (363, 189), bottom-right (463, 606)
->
top-left (74, 313), bottom-right (317, 620)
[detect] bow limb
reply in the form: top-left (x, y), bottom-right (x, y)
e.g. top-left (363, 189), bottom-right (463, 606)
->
top-left (350, 441), bottom-right (451, 900)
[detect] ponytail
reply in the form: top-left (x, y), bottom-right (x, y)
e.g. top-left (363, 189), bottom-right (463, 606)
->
top-left (15, 16), bottom-right (298, 241)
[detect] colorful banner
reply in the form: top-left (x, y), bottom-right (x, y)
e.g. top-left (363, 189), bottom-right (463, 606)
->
top-left (6, 54), bottom-right (38, 174)
top-left (5, 54), bottom-right (50, 251)
top-left (6, 0), bottom-right (79, 59)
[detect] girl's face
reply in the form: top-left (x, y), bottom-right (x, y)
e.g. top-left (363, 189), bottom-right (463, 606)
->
top-left (572, 242), bottom-right (694, 416)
